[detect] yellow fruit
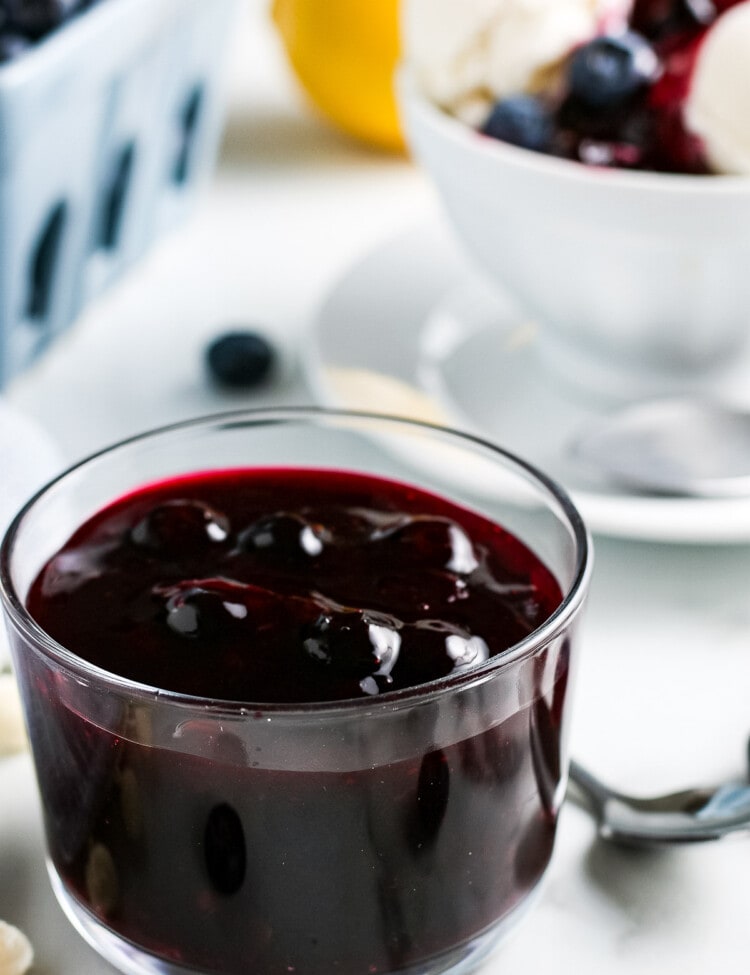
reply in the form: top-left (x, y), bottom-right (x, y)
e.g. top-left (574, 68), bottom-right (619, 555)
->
top-left (271, 0), bottom-right (404, 152)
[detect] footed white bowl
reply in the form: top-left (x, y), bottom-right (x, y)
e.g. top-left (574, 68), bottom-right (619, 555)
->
top-left (398, 69), bottom-right (750, 402)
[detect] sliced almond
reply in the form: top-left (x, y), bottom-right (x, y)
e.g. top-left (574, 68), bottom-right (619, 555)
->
top-left (0, 674), bottom-right (27, 757)
top-left (0, 920), bottom-right (33, 975)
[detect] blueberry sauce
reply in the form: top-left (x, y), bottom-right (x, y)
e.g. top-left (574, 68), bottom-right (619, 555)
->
top-left (22, 468), bottom-right (570, 975)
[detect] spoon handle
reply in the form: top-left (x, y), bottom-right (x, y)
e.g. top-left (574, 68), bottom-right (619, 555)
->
top-left (597, 796), bottom-right (750, 846)
top-left (567, 759), bottom-right (614, 810)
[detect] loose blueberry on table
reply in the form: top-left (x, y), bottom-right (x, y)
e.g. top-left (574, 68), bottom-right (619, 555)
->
top-left (22, 467), bottom-right (570, 975)
top-left (205, 330), bottom-right (276, 390)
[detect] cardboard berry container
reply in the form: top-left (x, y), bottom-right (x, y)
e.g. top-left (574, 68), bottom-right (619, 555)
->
top-left (0, 0), bottom-right (239, 386)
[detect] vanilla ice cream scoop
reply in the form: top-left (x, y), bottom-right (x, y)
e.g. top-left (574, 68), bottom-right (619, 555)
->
top-left (685, 1), bottom-right (750, 174)
top-left (403, 0), bottom-right (633, 117)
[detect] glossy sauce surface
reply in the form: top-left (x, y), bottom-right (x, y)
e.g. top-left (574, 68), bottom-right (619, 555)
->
top-left (28, 468), bottom-right (561, 703)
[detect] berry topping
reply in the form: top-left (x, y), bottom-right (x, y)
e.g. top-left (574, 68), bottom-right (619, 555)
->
top-left (236, 512), bottom-right (328, 563)
top-left (130, 500), bottom-right (229, 556)
top-left (631, 0), bottom-right (717, 39)
top-left (371, 569), bottom-right (466, 615)
top-left (29, 468), bottom-right (561, 703)
top-left (394, 620), bottom-right (490, 688)
top-left (205, 331), bottom-right (275, 389)
top-left (459, 0), bottom-right (749, 173)
top-left (161, 582), bottom-right (250, 640)
top-left (551, 88), bottom-right (656, 168)
top-left (302, 609), bottom-right (402, 696)
top-left (568, 31), bottom-right (660, 108)
top-left (481, 95), bottom-right (553, 152)
top-left (378, 516), bottom-right (479, 575)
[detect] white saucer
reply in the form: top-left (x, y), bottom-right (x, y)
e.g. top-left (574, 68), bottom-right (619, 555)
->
top-left (304, 220), bottom-right (750, 544)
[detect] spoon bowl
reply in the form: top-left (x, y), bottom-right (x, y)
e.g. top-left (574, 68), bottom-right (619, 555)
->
top-left (568, 398), bottom-right (750, 498)
top-left (568, 759), bottom-right (750, 846)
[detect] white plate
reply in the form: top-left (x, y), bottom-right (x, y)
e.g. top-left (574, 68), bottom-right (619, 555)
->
top-left (304, 220), bottom-right (750, 544)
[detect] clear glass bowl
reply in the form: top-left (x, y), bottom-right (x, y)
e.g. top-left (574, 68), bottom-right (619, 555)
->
top-left (0, 408), bottom-right (592, 975)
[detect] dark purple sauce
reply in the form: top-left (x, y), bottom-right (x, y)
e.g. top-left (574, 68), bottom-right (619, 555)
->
top-left (21, 468), bottom-right (570, 974)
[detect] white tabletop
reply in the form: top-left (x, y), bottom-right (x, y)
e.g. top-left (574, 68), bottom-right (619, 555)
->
top-left (2, 3), bottom-right (750, 974)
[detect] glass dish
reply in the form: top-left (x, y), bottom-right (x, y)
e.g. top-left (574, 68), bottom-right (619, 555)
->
top-left (0, 407), bottom-right (591, 975)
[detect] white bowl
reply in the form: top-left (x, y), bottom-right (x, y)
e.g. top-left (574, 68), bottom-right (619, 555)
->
top-left (398, 69), bottom-right (750, 402)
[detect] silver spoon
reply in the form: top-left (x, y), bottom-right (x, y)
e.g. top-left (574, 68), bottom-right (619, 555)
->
top-left (567, 759), bottom-right (750, 846)
top-left (568, 398), bottom-right (750, 497)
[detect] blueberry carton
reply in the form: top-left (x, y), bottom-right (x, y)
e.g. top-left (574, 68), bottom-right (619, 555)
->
top-left (0, 0), bottom-right (239, 386)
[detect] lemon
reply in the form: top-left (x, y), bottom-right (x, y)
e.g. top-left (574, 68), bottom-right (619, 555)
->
top-left (271, 0), bottom-right (404, 151)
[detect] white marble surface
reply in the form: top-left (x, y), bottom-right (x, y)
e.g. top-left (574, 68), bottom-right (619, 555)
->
top-left (2, 2), bottom-right (750, 973)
